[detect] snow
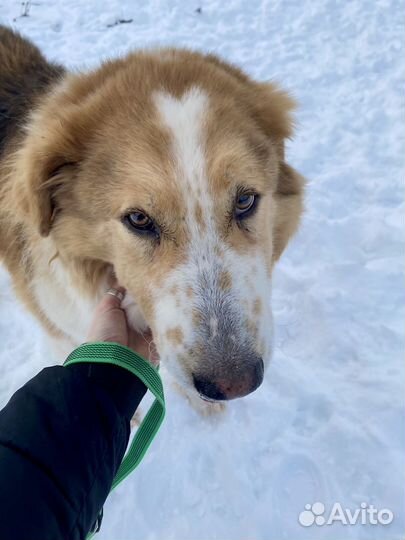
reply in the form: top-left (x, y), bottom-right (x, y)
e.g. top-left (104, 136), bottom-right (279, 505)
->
top-left (0, 1), bottom-right (404, 539)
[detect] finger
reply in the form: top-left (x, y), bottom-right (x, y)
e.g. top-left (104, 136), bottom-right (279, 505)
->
top-left (86, 287), bottom-right (128, 344)
top-left (103, 286), bottom-right (126, 308)
top-left (91, 287), bottom-right (125, 317)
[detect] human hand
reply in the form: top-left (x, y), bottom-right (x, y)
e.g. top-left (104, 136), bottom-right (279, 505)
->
top-left (86, 286), bottom-right (159, 366)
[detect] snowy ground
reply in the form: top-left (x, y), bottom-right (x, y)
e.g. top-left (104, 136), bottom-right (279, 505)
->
top-left (0, 1), bottom-right (404, 539)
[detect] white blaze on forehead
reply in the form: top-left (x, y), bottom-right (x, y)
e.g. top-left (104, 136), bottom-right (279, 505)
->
top-left (153, 87), bottom-right (207, 183)
top-left (153, 87), bottom-right (214, 236)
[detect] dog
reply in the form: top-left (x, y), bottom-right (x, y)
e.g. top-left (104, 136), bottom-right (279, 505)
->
top-left (0, 26), bottom-right (304, 410)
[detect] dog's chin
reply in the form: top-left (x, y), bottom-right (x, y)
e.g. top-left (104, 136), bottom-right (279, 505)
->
top-left (181, 386), bottom-right (227, 416)
top-left (162, 368), bottom-right (226, 416)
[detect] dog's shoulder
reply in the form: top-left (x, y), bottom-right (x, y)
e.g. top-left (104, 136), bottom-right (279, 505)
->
top-left (0, 26), bottom-right (65, 156)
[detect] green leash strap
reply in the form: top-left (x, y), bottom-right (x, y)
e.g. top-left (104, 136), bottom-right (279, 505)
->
top-left (64, 342), bottom-right (165, 490)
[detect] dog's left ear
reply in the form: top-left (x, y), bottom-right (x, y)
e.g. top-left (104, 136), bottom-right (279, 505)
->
top-left (251, 83), bottom-right (305, 263)
top-left (272, 159), bottom-right (305, 262)
top-left (10, 115), bottom-right (81, 237)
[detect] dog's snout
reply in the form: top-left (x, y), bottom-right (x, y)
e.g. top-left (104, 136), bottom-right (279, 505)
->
top-left (193, 357), bottom-right (264, 401)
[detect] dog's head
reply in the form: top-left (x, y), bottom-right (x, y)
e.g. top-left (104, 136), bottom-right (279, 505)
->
top-left (12, 50), bottom-right (304, 401)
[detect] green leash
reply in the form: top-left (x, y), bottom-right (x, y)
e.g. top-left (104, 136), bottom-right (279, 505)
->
top-left (64, 342), bottom-right (166, 537)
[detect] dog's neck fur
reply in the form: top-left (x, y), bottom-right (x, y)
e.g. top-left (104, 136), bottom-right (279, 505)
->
top-left (32, 238), bottom-right (102, 343)
top-left (21, 233), bottom-right (147, 355)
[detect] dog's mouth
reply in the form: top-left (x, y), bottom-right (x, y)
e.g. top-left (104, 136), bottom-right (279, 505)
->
top-left (197, 393), bottom-right (224, 403)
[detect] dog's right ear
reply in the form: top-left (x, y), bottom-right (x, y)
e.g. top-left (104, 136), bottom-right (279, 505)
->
top-left (10, 115), bottom-right (82, 237)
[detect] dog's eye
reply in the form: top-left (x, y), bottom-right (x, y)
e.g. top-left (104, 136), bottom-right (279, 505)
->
top-left (235, 193), bottom-right (258, 219)
top-left (123, 211), bottom-right (159, 238)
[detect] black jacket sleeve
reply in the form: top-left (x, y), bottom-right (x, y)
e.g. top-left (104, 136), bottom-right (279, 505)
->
top-left (0, 356), bottom-right (147, 540)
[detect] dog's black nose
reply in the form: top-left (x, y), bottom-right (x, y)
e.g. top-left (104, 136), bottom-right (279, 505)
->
top-left (193, 357), bottom-right (264, 401)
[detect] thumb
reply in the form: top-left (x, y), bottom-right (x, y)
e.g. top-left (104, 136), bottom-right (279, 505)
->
top-left (86, 287), bottom-right (129, 345)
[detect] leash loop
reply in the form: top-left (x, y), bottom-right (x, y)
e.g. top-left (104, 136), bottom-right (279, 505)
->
top-left (64, 342), bottom-right (166, 537)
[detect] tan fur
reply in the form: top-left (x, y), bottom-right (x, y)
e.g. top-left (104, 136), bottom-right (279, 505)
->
top-left (186, 286), bottom-right (194, 298)
top-left (0, 27), bottom-right (304, 401)
top-left (166, 327), bottom-right (184, 346)
top-left (194, 202), bottom-right (206, 230)
top-left (253, 298), bottom-right (262, 316)
top-left (218, 270), bottom-right (232, 292)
